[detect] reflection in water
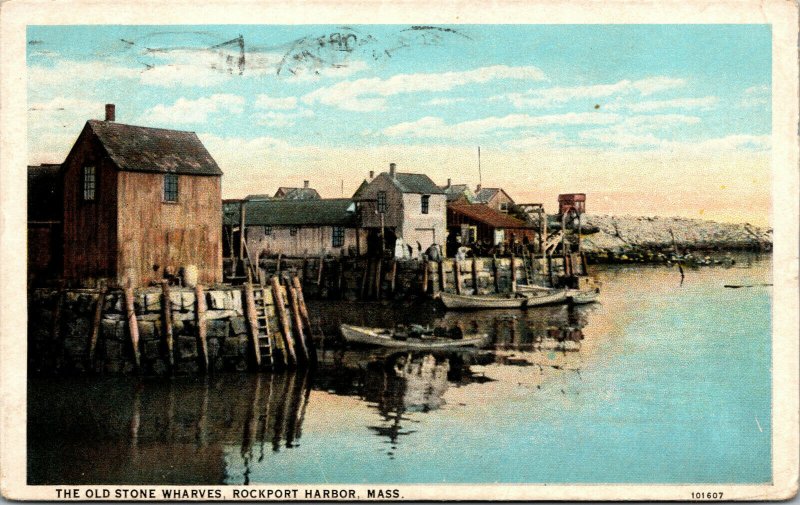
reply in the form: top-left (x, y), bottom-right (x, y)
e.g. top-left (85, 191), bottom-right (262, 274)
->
top-left (29, 303), bottom-right (588, 483)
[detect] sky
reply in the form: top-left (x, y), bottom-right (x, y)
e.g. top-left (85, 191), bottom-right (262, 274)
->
top-left (27, 24), bottom-right (772, 225)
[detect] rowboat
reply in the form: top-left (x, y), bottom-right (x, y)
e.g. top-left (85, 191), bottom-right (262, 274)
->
top-left (439, 292), bottom-right (527, 310)
top-left (567, 288), bottom-right (600, 305)
top-left (521, 288), bottom-right (569, 307)
top-left (340, 324), bottom-right (489, 349)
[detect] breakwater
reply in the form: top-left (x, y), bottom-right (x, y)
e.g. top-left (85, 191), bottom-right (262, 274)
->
top-left (28, 282), bottom-right (312, 376)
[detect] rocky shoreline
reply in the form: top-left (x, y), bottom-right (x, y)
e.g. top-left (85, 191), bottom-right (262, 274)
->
top-left (576, 215), bottom-right (771, 263)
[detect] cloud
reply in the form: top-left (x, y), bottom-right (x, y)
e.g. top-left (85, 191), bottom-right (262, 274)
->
top-left (303, 65), bottom-right (546, 111)
top-left (382, 112), bottom-right (619, 139)
top-left (140, 94), bottom-right (245, 125)
top-left (424, 97), bottom-right (468, 106)
top-left (740, 85), bottom-right (770, 108)
top-left (498, 76), bottom-right (686, 108)
top-left (254, 94), bottom-right (298, 110)
top-left (257, 109), bottom-right (314, 127)
top-left (606, 96), bottom-right (718, 112)
top-left (139, 64), bottom-right (232, 87)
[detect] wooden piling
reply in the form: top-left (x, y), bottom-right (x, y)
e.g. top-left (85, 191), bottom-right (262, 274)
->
top-left (422, 260), bottom-right (429, 293)
top-left (243, 283), bottom-right (263, 367)
top-left (87, 287), bottom-right (107, 365)
top-left (337, 258), bottom-right (344, 292)
top-left (360, 259), bottom-right (369, 299)
top-left (374, 259), bottom-right (382, 300)
top-left (390, 260), bottom-right (397, 293)
top-left (51, 287), bottom-right (64, 343)
top-left (123, 286), bottom-right (141, 369)
top-left (317, 255), bottom-right (325, 286)
top-left (471, 257), bottom-right (479, 294)
top-left (160, 282), bottom-right (175, 370)
top-left (438, 260), bottom-right (447, 291)
top-left (195, 284), bottom-right (209, 372)
top-left (287, 285), bottom-right (309, 362)
top-left (492, 256), bottom-right (500, 293)
top-left (291, 276), bottom-right (313, 338)
top-left (510, 255), bottom-right (517, 293)
top-left (454, 260), bottom-right (463, 295)
top-left (271, 276), bottom-right (297, 365)
top-left (276, 254), bottom-right (282, 279)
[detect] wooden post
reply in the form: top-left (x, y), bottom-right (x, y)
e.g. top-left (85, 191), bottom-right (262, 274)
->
top-left (337, 258), bottom-right (344, 292)
top-left (454, 260), bottom-right (463, 295)
top-left (287, 285), bottom-right (309, 362)
top-left (271, 276), bottom-right (297, 365)
top-left (160, 282), bottom-right (175, 370)
top-left (87, 287), bottom-right (107, 365)
top-left (301, 257), bottom-right (308, 284)
top-left (317, 255), bottom-right (325, 286)
top-left (51, 287), bottom-right (64, 343)
top-left (510, 255), bottom-right (517, 293)
top-left (360, 258), bottom-right (369, 299)
top-left (123, 286), bottom-right (141, 369)
top-left (292, 276), bottom-right (313, 337)
top-left (439, 260), bottom-right (447, 291)
top-left (374, 258), bottom-right (382, 299)
top-left (390, 260), bottom-right (397, 293)
top-left (471, 257), bottom-right (479, 294)
top-left (195, 284), bottom-right (209, 372)
top-left (492, 256), bottom-right (500, 293)
top-left (276, 254), bottom-right (282, 279)
top-left (243, 283), bottom-right (263, 367)
top-left (422, 260), bottom-right (429, 293)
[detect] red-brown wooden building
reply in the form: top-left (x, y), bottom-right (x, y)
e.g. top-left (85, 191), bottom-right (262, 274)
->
top-left (558, 193), bottom-right (586, 215)
top-left (61, 105), bottom-right (223, 287)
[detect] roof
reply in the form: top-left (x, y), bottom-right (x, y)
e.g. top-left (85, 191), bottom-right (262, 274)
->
top-left (474, 187), bottom-right (501, 203)
top-left (448, 203), bottom-right (532, 229)
top-left (352, 179), bottom-right (369, 199)
top-left (274, 187), bottom-right (321, 200)
top-left (392, 173), bottom-right (445, 194)
top-left (228, 198), bottom-right (358, 227)
top-left (244, 194), bottom-right (273, 201)
top-left (440, 183), bottom-right (474, 202)
top-left (86, 120), bottom-right (223, 176)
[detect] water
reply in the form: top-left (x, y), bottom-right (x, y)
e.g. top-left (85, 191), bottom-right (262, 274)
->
top-left (28, 255), bottom-right (772, 485)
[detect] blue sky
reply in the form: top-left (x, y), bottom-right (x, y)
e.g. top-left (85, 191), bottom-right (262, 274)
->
top-left (27, 24), bottom-right (772, 223)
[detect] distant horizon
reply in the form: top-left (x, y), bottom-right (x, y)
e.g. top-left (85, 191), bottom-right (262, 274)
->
top-left (28, 24), bottom-right (771, 227)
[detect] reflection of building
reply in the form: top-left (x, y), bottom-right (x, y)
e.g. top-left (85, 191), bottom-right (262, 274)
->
top-left (353, 163), bottom-right (446, 256)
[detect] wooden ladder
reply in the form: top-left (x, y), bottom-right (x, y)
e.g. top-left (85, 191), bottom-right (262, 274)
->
top-left (251, 284), bottom-right (274, 370)
top-left (520, 246), bottom-right (534, 285)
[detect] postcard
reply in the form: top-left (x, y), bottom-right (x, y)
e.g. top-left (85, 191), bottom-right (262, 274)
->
top-left (1, 0), bottom-right (798, 501)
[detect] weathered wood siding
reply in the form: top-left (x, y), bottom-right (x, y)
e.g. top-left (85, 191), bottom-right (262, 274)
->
top-left (354, 174), bottom-right (404, 230)
top-left (117, 172), bottom-right (222, 286)
top-left (245, 225), bottom-right (366, 257)
top-left (487, 191), bottom-right (515, 213)
top-left (62, 127), bottom-right (119, 284)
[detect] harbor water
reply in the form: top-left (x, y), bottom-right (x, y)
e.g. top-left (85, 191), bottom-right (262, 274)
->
top-left (28, 255), bottom-right (772, 484)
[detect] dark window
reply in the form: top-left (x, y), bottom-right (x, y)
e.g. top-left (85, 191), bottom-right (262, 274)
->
top-left (421, 195), bottom-right (430, 214)
top-left (290, 226), bottom-right (298, 236)
top-left (82, 166), bottom-right (96, 201)
top-left (264, 226), bottom-right (272, 236)
top-left (163, 173), bottom-right (178, 202)
top-left (377, 191), bottom-right (387, 213)
top-left (332, 226), bottom-right (345, 247)
top-left (500, 202), bottom-right (508, 213)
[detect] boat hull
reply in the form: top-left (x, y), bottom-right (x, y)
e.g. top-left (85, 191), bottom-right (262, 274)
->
top-left (440, 292), bottom-right (527, 310)
top-left (522, 289), bottom-right (569, 307)
top-left (340, 324), bottom-right (488, 349)
top-left (567, 289), bottom-right (600, 304)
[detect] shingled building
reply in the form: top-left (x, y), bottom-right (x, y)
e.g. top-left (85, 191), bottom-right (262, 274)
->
top-left (61, 105), bottom-right (223, 287)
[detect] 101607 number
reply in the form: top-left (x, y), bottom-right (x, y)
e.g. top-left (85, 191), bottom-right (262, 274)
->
top-left (691, 492), bottom-right (724, 500)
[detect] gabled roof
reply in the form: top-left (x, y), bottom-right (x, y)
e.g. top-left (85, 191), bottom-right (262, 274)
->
top-left (474, 187), bottom-right (502, 203)
top-left (85, 120), bottom-right (223, 176)
top-left (440, 183), bottom-right (474, 202)
top-left (274, 187), bottom-right (321, 200)
top-left (448, 203), bottom-right (532, 229)
top-left (391, 172), bottom-right (445, 194)
top-left (352, 179), bottom-right (369, 199)
top-left (233, 198), bottom-right (357, 227)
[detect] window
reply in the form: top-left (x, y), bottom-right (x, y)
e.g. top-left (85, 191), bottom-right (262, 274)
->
top-left (332, 226), bottom-right (345, 247)
top-left (500, 202), bottom-right (508, 213)
top-left (377, 191), bottom-right (387, 213)
top-left (290, 226), bottom-right (298, 236)
top-left (163, 173), bottom-right (178, 202)
top-left (421, 195), bottom-right (430, 214)
top-left (82, 166), bottom-right (96, 201)
top-left (264, 226), bottom-right (272, 236)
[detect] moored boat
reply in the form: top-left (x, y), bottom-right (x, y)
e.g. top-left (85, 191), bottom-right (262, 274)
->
top-left (521, 288), bottom-right (569, 307)
top-left (340, 324), bottom-right (489, 349)
top-left (567, 288), bottom-right (600, 304)
top-left (439, 292), bottom-right (527, 310)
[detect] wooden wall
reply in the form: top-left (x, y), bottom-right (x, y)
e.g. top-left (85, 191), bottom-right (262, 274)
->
top-left (354, 174), bottom-right (405, 229)
top-left (245, 225), bottom-right (367, 258)
top-left (62, 127), bottom-right (119, 284)
top-left (117, 171), bottom-right (222, 287)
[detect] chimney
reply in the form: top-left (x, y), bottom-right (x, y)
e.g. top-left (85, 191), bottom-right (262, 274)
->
top-left (476, 183), bottom-right (482, 193)
top-left (105, 104), bottom-right (115, 122)
top-left (447, 178), bottom-right (452, 188)
top-left (389, 162), bottom-right (396, 178)
top-left (369, 170), bottom-right (374, 180)
top-left (303, 180), bottom-right (309, 189)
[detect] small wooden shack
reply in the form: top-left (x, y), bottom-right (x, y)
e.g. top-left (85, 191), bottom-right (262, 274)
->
top-left (61, 105), bottom-right (223, 287)
top-left (558, 193), bottom-right (586, 215)
top-left (447, 202), bottom-right (535, 249)
top-left (474, 185), bottom-right (515, 213)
